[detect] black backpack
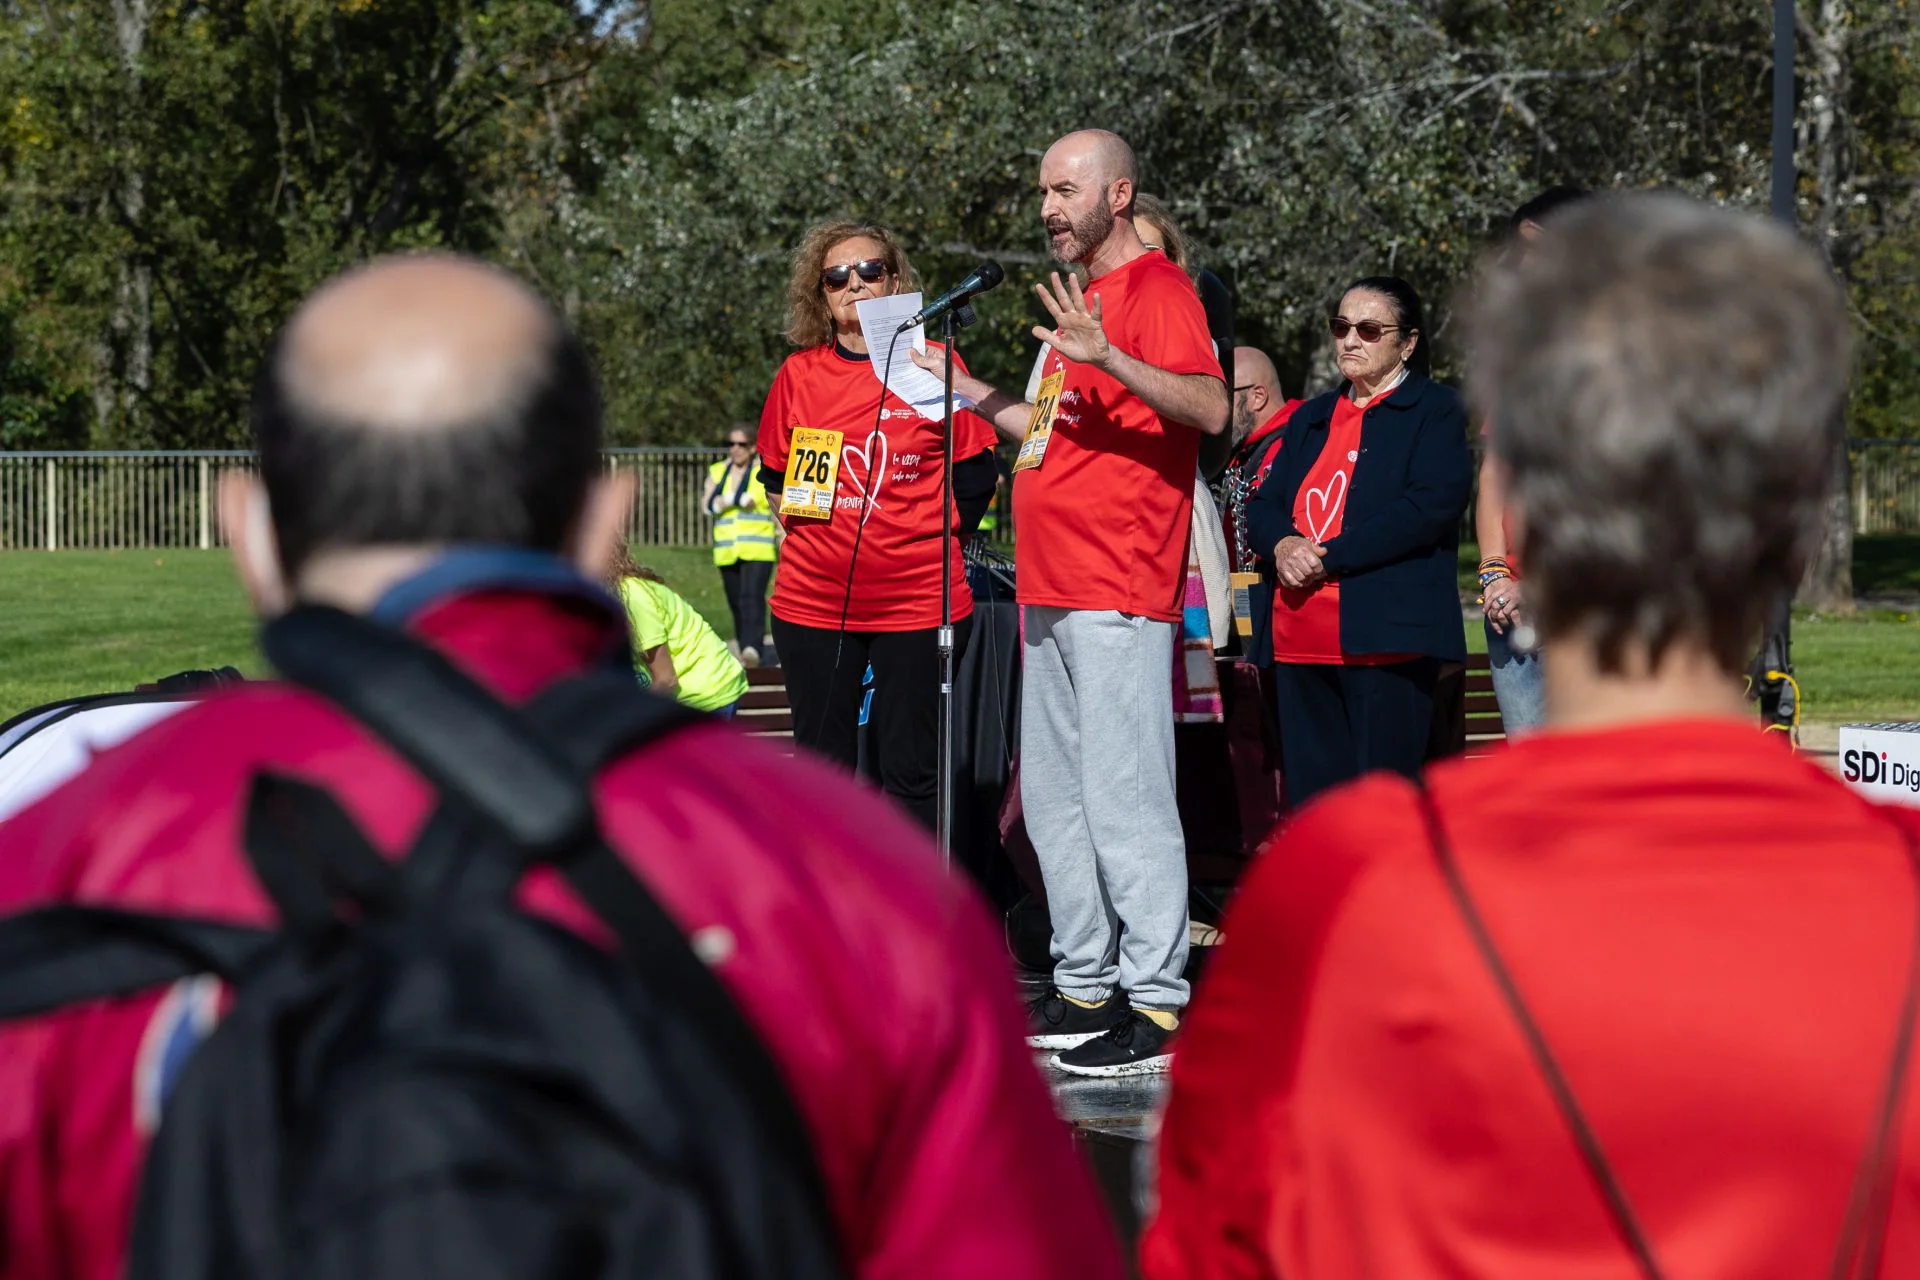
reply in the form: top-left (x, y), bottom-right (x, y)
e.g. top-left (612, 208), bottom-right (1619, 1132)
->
top-left (0, 605), bottom-right (848, 1280)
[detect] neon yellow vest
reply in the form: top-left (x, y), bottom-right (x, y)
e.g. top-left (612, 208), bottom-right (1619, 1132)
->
top-left (707, 459), bottom-right (778, 566)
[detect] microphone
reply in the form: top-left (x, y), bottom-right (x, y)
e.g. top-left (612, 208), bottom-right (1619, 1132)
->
top-left (899, 260), bottom-right (1005, 331)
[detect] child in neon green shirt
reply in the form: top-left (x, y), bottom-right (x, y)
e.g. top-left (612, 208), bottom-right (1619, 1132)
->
top-left (608, 548), bottom-right (749, 716)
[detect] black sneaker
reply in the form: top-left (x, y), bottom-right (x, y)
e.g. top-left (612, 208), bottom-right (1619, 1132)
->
top-left (1025, 986), bottom-right (1127, 1049)
top-left (1051, 1010), bottom-right (1174, 1077)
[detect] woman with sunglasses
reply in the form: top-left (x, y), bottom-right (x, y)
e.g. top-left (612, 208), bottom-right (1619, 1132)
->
top-left (757, 219), bottom-right (999, 831)
top-left (1245, 275), bottom-right (1471, 806)
top-left (701, 424), bottom-right (779, 665)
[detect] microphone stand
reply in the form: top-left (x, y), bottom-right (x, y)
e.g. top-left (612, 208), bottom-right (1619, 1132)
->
top-left (936, 302), bottom-right (978, 866)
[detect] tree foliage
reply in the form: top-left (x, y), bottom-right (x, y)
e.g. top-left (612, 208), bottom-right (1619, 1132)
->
top-left (1, 0), bottom-right (1917, 459)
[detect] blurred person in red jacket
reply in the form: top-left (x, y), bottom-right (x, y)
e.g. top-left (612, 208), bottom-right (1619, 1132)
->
top-left (1144, 194), bottom-right (1920, 1279)
top-left (0, 254), bottom-right (1123, 1280)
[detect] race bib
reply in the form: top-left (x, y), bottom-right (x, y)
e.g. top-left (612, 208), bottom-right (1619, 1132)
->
top-left (1013, 369), bottom-right (1066, 473)
top-left (779, 427), bottom-right (844, 520)
top-left (1229, 570), bottom-right (1261, 637)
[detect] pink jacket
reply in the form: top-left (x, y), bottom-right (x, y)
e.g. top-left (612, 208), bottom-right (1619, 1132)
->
top-left (0, 588), bottom-right (1122, 1280)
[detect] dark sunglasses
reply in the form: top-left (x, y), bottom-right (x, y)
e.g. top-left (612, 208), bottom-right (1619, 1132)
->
top-left (1329, 317), bottom-right (1405, 343)
top-left (820, 258), bottom-right (889, 290)
top-left (721, 439), bottom-right (752, 449)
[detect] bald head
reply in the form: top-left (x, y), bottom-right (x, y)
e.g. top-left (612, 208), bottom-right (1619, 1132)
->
top-left (279, 255), bottom-right (561, 434)
top-left (1039, 129), bottom-right (1144, 269)
top-left (1230, 346), bottom-right (1284, 444)
top-left (1046, 129), bottom-right (1139, 193)
top-left (252, 253), bottom-right (602, 577)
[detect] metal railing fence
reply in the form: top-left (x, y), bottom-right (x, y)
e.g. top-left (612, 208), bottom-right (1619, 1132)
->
top-left (1852, 440), bottom-right (1920, 536)
top-left (603, 448), bottom-right (728, 548)
top-left (5, 441), bottom-right (1920, 550)
top-left (0, 448), bottom-right (729, 551)
top-left (1451, 440), bottom-right (1920, 541)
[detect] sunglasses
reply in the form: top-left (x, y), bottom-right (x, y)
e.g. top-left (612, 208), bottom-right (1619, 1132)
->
top-left (721, 439), bottom-right (751, 449)
top-left (820, 258), bottom-right (889, 290)
top-left (1329, 317), bottom-right (1405, 343)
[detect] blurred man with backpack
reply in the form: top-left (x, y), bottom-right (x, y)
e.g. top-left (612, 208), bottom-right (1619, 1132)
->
top-left (0, 255), bottom-right (1120, 1280)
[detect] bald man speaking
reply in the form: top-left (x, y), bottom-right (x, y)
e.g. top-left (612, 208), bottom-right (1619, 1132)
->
top-left (924, 129), bottom-right (1227, 1078)
top-left (0, 256), bottom-right (1122, 1280)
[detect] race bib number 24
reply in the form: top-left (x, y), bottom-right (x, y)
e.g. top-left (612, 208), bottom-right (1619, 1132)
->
top-left (780, 427), bottom-right (844, 520)
top-left (1014, 369), bottom-right (1065, 473)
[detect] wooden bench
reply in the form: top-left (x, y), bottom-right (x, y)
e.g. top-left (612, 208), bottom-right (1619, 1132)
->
top-left (736, 666), bottom-right (795, 741)
top-left (1463, 650), bottom-right (1508, 756)
top-left (740, 655), bottom-right (1508, 753)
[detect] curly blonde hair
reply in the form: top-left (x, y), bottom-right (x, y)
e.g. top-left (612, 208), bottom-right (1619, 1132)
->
top-left (604, 541), bottom-right (664, 590)
top-left (782, 220), bottom-right (919, 349)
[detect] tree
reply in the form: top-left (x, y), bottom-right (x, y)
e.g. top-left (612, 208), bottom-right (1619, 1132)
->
top-left (0, 0), bottom-right (639, 446)
top-left (1, 0), bottom-right (1915, 494)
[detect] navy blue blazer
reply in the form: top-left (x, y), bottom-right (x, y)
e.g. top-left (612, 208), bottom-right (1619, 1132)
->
top-left (1245, 374), bottom-right (1471, 663)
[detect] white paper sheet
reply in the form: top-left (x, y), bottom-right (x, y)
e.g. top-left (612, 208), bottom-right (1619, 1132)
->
top-left (854, 293), bottom-right (970, 421)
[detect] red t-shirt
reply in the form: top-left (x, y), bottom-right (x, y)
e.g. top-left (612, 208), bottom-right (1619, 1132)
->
top-left (759, 343), bottom-right (998, 631)
top-left (1249, 402), bottom-right (1301, 488)
top-left (1012, 251), bottom-right (1223, 622)
top-left (1221, 404), bottom-right (1300, 563)
top-left (1146, 719), bottom-right (1920, 1280)
top-left (1270, 396), bottom-right (1405, 665)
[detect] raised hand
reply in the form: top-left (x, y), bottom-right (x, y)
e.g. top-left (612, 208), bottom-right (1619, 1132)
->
top-left (1031, 272), bottom-right (1110, 368)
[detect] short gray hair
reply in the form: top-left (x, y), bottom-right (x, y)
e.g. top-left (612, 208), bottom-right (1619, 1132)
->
top-left (1467, 193), bottom-right (1851, 674)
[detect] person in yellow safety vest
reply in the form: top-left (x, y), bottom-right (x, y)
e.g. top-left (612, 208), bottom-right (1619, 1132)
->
top-left (703, 424), bottom-right (780, 665)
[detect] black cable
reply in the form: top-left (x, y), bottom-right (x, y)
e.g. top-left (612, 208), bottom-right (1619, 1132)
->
top-left (801, 338), bottom-right (898, 749)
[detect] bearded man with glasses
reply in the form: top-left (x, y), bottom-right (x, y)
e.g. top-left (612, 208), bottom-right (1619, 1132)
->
top-left (755, 220), bottom-right (999, 832)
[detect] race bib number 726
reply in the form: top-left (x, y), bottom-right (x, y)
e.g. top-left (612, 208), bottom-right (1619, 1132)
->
top-left (780, 427), bottom-right (844, 520)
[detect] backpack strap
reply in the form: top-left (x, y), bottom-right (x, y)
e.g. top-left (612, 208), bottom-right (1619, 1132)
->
top-left (1412, 782), bottom-right (1667, 1280)
top-left (1413, 780), bottom-right (1920, 1280)
top-left (0, 906), bottom-right (269, 1021)
top-left (242, 772), bottom-right (406, 944)
top-left (262, 606), bottom-right (596, 858)
top-left (521, 666), bottom-right (703, 772)
top-left (259, 606), bottom-right (841, 1247)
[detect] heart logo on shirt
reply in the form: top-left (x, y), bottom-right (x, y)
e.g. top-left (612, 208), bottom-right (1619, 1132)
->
top-left (842, 429), bottom-right (888, 524)
top-left (1305, 470), bottom-right (1348, 543)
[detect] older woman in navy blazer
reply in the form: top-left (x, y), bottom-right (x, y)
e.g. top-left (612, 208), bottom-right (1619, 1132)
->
top-left (1247, 276), bottom-right (1471, 806)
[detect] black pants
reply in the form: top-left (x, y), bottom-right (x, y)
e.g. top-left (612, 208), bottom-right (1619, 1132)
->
top-left (719, 560), bottom-right (772, 647)
top-left (1273, 657), bottom-right (1439, 809)
top-left (773, 615), bottom-right (974, 831)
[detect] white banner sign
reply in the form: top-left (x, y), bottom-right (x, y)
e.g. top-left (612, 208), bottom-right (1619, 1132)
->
top-left (1838, 724), bottom-right (1920, 809)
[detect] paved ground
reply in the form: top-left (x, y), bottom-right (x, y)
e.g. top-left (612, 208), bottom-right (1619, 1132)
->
top-left (1045, 1056), bottom-right (1167, 1144)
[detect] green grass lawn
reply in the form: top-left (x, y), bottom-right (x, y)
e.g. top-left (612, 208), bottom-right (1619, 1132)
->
top-left (3, 541), bottom-right (1916, 724)
top-left (1453, 538), bottom-right (1920, 722)
top-left (0, 546), bottom-right (734, 719)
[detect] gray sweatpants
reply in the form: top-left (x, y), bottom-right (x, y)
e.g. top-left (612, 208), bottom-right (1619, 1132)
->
top-left (1020, 606), bottom-right (1190, 1011)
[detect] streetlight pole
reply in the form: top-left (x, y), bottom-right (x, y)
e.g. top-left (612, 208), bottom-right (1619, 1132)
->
top-left (1756, 0), bottom-right (1797, 732)
top-left (1771, 0), bottom-right (1796, 224)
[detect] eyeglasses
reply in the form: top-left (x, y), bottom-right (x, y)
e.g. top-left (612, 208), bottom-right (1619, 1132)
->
top-left (722, 439), bottom-right (751, 449)
top-left (1329, 317), bottom-right (1404, 343)
top-left (820, 258), bottom-right (889, 290)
